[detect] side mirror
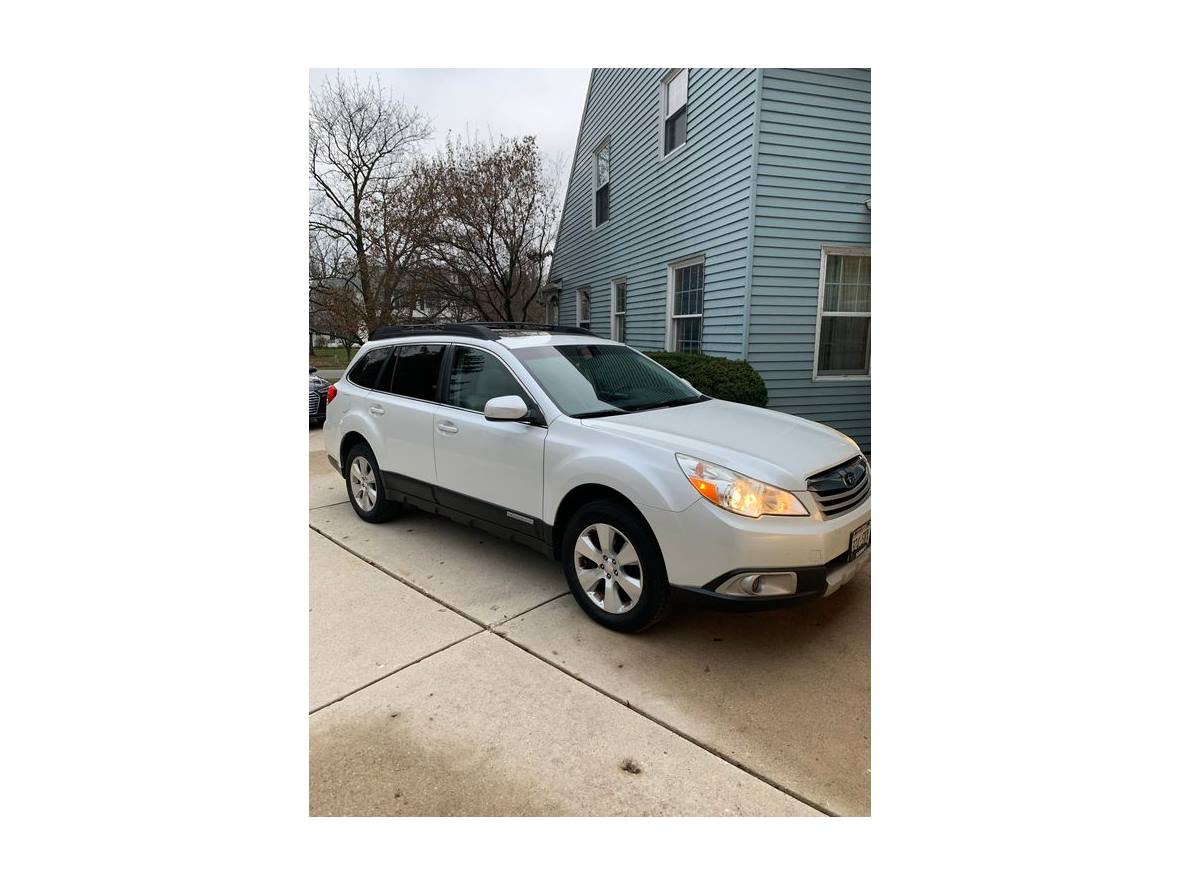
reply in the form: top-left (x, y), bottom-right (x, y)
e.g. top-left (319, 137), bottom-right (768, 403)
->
top-left (484, 395), bottom-right (530, 422)
top-left (309, 367), bottom-right (318, 374)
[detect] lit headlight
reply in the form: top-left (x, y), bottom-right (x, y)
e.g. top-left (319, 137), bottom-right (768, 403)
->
top-left (675, 454), bottom-right (809, 518)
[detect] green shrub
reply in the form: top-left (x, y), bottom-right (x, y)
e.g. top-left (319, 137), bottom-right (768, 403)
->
top-left (645, 351), bottom-right (768, 408)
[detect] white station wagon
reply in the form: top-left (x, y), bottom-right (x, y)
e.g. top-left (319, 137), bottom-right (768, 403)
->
top-left (323, 323), bottom-right (870, 632)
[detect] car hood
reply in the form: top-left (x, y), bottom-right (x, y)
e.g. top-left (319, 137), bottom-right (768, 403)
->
top-left (582, 399), bottom-right (861, 490)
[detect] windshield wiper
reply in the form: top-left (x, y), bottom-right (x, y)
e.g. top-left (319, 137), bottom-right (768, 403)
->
top-left (625, 394), bottom-right (710, 413)
top-left (570, 407), bottom-right (628, 419)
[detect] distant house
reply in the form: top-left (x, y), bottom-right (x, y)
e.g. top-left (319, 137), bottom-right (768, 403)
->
top-left (546, 68), bottom-right (871, 449)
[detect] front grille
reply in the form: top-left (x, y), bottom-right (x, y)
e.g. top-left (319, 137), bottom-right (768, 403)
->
top-left (807, 455), bottom-right (870, 518)
top-left (309, 390), bottom-right (321, 416)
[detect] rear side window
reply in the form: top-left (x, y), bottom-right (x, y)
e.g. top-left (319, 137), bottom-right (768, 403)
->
top-left (388, 344), bottom-right (445, 401)
top-left (445, 346), bottom-right (528, 412)
top-left (347, 346), bottom-right (393, 389)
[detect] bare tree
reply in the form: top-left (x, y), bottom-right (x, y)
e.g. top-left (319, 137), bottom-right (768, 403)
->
top-left (309, 73), bottom-right (431, 336)
top-left (424, 136), bottom-right (559, 323)
top-left (309, 235), bottom-right (365, 352)
top-left (364, 161), bottom-right (447, 324)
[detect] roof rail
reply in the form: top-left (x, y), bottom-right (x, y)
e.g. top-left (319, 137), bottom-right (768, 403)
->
top-left (370, 323), bottom-right (496, 341)
top-left (478, 322), bottom-right (605, 338)
top-left (369, 322), bottom-right (604, 342)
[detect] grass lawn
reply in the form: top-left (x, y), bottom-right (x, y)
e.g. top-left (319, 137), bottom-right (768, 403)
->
top-left (310, 346), bottom-right (355, 369)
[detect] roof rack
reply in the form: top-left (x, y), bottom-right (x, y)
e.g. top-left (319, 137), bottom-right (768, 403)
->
top-left (369, 322), bottom-right (604, 342)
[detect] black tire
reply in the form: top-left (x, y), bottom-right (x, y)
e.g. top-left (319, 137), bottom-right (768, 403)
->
top-left (344, 442), bottom-right (402, 524)
top-left (561, 500), bottom-right (671, 632)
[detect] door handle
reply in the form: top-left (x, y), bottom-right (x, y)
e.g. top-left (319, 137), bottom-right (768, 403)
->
top-left (369, 405), bottom-right (385, 416)
top-left (436, 421), bottom-right (459, 435)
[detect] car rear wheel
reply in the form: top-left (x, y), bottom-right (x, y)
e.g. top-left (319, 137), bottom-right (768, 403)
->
top-left (345, 443), bottom-right (401, 523)
top-left (561, 500), bottom-right (670, 632)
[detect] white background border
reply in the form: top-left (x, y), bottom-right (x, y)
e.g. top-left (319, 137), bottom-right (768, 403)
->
top-left (4, 1), bottom-right (1178, 880)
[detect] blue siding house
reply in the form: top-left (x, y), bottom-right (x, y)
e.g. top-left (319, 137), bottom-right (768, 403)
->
top-left (545, 68), bottom-right (871, 449)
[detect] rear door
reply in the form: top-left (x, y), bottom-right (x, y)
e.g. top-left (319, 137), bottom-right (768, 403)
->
top-left (369, 342), bottom-right (446, 497)
top-left (433, 344), bottom-right (547, 526)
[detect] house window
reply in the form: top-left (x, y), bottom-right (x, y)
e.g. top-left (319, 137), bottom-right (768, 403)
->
top-left (662, 69), bottom-right (688, 156)
top-left (577, 288), bottom-right (591, 330)
top-left (814, 248), bottom-right (870, 378)
top-left (611, 280), bottom-right (627, 342)
top-left (667, 258), bottom-right (704, 353)
top-left (593, 139), bottom-right (610, 227)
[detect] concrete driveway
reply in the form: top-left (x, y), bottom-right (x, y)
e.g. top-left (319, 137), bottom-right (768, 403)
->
top-left (309, 427), bottom-right (870, 816)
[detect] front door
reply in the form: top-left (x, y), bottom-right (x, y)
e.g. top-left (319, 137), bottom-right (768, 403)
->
top-left (433, 344), bottom-right (547, 526)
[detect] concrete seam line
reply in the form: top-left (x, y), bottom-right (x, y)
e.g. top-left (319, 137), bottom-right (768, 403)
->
top-left (308, 500), bottom-right (350, 511)
top-left (491, 592), bottom-right (568, 626)
top-left (490, 630), bottom-right (838, 817)
top-left (310, 525), bottom-right (486, 629)
top-left (309, 629), bottom-right (482, 716)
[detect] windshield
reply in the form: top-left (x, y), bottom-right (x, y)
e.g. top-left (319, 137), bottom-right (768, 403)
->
top-left (513, 343), bottom-right (707, 418)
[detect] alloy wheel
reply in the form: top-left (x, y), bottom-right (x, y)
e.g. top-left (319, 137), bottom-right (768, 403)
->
top-left (572, 522), bottom-right (643, 614)
top-left (349, 456), bottom-right (378, 512)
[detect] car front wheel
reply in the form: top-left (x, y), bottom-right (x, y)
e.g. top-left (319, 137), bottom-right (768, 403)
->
top-left (561, 500), bottom-right (670, 632)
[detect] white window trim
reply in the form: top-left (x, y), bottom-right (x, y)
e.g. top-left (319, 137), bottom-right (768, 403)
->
top-left (665, 255), bottom-right (705, 352)
top-left (659, 68), bottom-right (688, 161)
top-left (812, 245), bottom-right (871, 382)
top-left (576, 287), bottom-right (592, 330)
top-left (610, 278), bottom-right (627, 341)
top-left (591, 137), bottom-right (610, 230)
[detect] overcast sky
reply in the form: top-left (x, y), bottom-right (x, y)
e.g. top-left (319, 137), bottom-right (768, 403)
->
top-left (310, 68), bottom-right (590, 174)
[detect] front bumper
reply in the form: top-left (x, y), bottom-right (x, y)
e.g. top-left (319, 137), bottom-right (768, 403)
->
top-left (675, 551), bottom-right (870, 609)
top-left (638, 494), bottom-right (871, 604)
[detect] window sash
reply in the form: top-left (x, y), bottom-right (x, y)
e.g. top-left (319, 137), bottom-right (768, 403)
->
top-left (672, 262), bottom-right (703, 315)
top-left (595, 182), bottom-right (609, 226)
top-left (577, 289), bottom-right (591, 329)
top-left (816, 316), bottom-right (869, 375)
top-left (665, 69), bottom-right (687, 115)
top-left (672, 316), bottom-right (702, 354)
top-left (595, 143), bottom-right (609, 185)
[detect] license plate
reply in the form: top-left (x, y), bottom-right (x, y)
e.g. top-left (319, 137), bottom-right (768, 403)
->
top-left (849, 521), bottom-right (871, 560)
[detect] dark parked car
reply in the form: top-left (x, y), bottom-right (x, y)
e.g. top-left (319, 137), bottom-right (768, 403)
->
top-left (309, 367), bottom-right (329, 426)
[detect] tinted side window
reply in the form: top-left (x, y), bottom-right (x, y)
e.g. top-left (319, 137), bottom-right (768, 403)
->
top-left (347, 347), bottom-right (393, 389)
top-left (388, 344), bottom-right (445, 401)
top-left (446, 346), bottom-right (527, 412)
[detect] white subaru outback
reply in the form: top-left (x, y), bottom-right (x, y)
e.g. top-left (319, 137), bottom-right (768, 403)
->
top-left (323, 323), bottom-right (870, 632)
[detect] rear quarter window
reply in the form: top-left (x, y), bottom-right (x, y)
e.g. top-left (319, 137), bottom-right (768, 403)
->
top-left (347, 347), bottom-right (393, 389)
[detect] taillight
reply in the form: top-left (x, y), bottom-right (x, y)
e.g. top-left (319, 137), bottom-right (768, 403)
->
top-left (326, 384), bottom-right (337, 404)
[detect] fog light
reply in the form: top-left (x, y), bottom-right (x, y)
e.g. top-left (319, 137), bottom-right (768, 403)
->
top-left (741, 575), bottom-right (763, 595)
top-left (716, 571), bottom-right (797, 597)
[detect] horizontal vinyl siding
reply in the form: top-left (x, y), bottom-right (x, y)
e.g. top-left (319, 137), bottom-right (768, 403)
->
top-left (749, 68), bottom-right (871, 450)
top-left (548, 68), bottom-right (758, 356)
